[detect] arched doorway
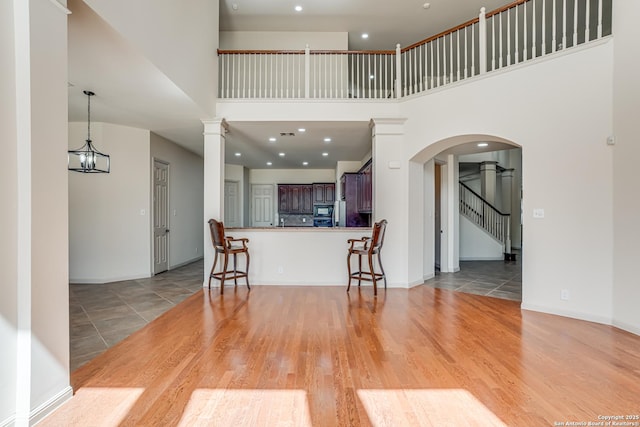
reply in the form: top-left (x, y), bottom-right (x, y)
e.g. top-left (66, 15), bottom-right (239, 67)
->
top-left (410, 134), bottom-right (522, 301)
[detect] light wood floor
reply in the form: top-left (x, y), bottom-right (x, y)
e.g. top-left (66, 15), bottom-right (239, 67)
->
top-left (43, 285), bottom-right (640, 426)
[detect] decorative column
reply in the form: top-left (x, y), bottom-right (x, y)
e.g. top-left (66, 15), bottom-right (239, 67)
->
top-left (202, 119), bottom-right (226, 287)
top-left (370, 118), bottom-right (411, 286)
top-left (501, 168), bottom-right (514, 256)
top-left (441, 154), bottom-right (460, 273)
top-left (480, 161), bottom-right (498, 205)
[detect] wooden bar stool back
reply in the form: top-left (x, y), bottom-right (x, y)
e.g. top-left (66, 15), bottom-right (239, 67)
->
top-left (347, 219), bottom-right (387, 296)
top-left (208, 219), bottom-right (250, 294)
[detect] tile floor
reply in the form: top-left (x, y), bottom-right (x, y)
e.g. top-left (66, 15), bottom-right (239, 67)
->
top-left (424, 258), bottom-right (522, 301)
top-left (69, 257), bottom-right (522, 371)
top-left (69, 261), bottom-right (204, 371)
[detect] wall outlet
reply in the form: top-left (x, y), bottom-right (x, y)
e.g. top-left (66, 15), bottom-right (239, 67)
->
top-left (277, 266), bottom-right (284, 274)
top-left (196, 247), bottom-right (198, 253)
top-left (533, 208), bottom-right (545, 218)
top-left (561, 289), bottom-right (570, 301)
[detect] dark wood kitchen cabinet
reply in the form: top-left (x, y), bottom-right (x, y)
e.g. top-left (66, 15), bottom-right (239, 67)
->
top-left (357, 162), bottom-right (372, 213)
top-left (278, 184), bottom-right (312, 214)
top-left (340, 173), bottom-right (369, 227)
top-left (313, 183), bottom-right (335, 205)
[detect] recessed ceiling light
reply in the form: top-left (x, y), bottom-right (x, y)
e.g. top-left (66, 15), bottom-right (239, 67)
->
top-left (295, 5), bottom-right (302, 12)
top-left (323, 137), bottom-right (331, 142)
top-left (235, 152), bottom-right (241, 157)
top-left (279, 152), bottom-right (285, 157)
top-left (362, 33), bottom-right (369, 39)
top-left (302, 161), bottom-right (309, 166)
top-left (423, 3), bottom-right (431, 10)
top-left (267, 161), bottom-right (273, 166)
top-left (298, 128), bottom-right (306, 132)
top-left (322, 152), bottom-right (329, 157)
top-left (232, 3), bottom-right (238, 10)
top-left (477, 143), bottom-right (489, 147)
top-left (269, 137), bottom-right (277, 142)
top-left (369, 74), bottom-right (375, 79)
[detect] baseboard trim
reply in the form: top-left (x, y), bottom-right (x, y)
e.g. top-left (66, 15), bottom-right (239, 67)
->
top-left (459, 256), bottom-right (504, 261)
top-left (0, 415), bottom-right (15, 427)
top-left (521, 303), bottom-right (613, 326)
top-left (30, 386), bottom-right (73, 425)
top-left (169, 256), bottom-right (203, 270)
top-left (612, 320), bottom-right (640, 337)
top-left (69, 273), bottom-right (150, 284)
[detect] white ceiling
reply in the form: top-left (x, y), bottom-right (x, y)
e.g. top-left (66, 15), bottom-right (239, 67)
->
top-left (68, 0), bottom-right (512, 167)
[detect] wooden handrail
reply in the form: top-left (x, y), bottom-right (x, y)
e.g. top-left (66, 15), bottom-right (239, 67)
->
top-left (217, 0), bottom-right (536, 57)
top-left (309, 50), bottom-right (395, 55)
top-left (401, 16), bottom-right (481, 53)
top-left (220, 0), bottom-right (595, 58)
top-left (217, 49), bottom-right (395, 56)
top-left (217, 49), bottom-right (305, 55)
top-left (460, 181), bottom-right (509, 216)
top-left (485, 0), bottom-right (528, 18)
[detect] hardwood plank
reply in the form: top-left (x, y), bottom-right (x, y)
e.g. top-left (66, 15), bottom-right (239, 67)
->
top-left (42, 286), bottom-right (640, 426)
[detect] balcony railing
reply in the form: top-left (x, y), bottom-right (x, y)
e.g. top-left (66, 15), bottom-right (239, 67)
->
top-left (218, 0), bottom-right (612, 100)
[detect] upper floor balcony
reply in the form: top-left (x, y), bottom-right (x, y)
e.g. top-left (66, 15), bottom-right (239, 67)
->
top-left (218, 0), bottom-right (612, 101)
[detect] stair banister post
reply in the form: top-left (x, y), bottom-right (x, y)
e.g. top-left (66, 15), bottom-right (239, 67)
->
top-left (304, 44), bottom-right (310, 99)
top-left (395, 43), bottom-right (402, 98)
top-left (479, 7), bottom-right (487, 74)
top-left (505, 215), bottom-right (512, 254)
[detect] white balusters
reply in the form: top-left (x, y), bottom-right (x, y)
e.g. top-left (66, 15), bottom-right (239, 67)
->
top-left (552, 0), bottom-right (557, 53)
top-left (542, 0), bottom-right (547, 55)
top-left (562, 0), bottom-right (567, 50)
top-left (597, 0), bottom-right (603, 38)
top-left (585, 0), bottom-right (591, 42)
top-left (216, 0), bottom-right (612, 100)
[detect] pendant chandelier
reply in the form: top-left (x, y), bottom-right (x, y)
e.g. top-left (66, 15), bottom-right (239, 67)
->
top-left (68, 90), bottom-right (110, 173)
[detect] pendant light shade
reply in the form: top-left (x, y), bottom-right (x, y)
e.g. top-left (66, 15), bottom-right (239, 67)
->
top-left (68, 90), bottom-right (110, 173)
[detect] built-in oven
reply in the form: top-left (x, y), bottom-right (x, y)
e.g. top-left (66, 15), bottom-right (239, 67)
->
top-left (313, 205), bottom-right (334, 227)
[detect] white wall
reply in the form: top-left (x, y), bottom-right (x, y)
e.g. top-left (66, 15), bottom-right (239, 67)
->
top-left (403, 42), bottom-right (614, 324)
top-left (2, 0), bottom-right (72, 423)
top-left (0, 0), bottom-right (19, 422)
top-left (459, 216), bottom-right (504, 260)
top-left (612, 2), bottom-right (640, 335)
top-left (215, 41), bottom-right (620, 328)
top-left (220, 31), bottom-right (348, 50)
top-left (223, 229), bottom-right (376, 285)
top-left (84, 0), bottom-right (218, 115)
top-left (151, 133), bottom-right (204, 268)
top-left (69, 122), bottom-right (151, 283)
top-left (250, 169), bottom-right (335, 185)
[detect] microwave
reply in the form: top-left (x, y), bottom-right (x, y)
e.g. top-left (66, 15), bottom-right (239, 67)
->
top-left (313, 205), bottom-right (333, 218)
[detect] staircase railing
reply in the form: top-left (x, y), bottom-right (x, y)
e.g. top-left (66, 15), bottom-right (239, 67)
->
top-left (218, 0), bottom-right (612, 99)
top-left (459, 182), bottom-right (511, 253)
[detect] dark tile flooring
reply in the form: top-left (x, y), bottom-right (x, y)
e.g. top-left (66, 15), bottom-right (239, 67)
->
top-left (69, 261), bottom-right (204, 371)
top-left (69, 257), bottom-right (522, 371)
top-left (424, 258), bottom-right (522, 301)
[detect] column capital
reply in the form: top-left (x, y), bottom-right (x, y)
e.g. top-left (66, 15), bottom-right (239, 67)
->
top-left (202, 118), bottom-right (227, 136)
top-left (370, 118), bottom-right (407, 136)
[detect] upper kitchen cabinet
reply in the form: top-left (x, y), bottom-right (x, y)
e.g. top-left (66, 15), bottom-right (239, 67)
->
top-left (278, 184), bottom-right (313, 214)
top-left (313, 183), bottom-right (335, 205)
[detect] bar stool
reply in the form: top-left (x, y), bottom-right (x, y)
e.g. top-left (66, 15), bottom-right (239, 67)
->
top-left (347, 219), bottom-right (387, 296)
top-left (208, 219), bottom-right (250, 294)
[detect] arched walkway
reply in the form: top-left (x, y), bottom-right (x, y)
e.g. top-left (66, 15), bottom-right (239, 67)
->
top-left (408, 134), bottom-right (522, 300)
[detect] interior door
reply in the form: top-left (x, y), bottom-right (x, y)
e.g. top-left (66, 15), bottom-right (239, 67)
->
top-left (153, 160), bottom-right (169, 274)
top-left (251, 184), bottom-right (275, 227)
top-left (224, 180), bottom-right (240, 227)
